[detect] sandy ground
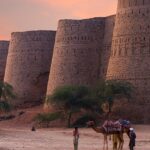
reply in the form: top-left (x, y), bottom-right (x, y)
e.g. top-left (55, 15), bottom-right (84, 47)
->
top-left (0, 126), bottom-right (149, 150)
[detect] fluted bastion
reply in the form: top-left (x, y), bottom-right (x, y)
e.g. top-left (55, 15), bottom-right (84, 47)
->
top-left (46, 18), bottom-right (106, 95)
top-left (106, 0), bottom-right (150, 104)
top-left (0, 41), bottom-right (9, 81)
top-left (4, 31), bottom-right (56, 106)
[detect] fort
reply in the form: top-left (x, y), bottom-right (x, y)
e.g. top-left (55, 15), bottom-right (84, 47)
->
top-left (0, 0), bottom-right (149, 121)
top-left (0, 41), bottom-right (9, 81)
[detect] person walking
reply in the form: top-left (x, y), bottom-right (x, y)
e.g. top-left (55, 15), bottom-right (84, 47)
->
top-left (129, 128), bottom-right (136, 150)
top-left (73, 127), bottom-right (79, 150)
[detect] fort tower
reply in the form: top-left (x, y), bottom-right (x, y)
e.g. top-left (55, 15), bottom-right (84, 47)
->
top-left (46, 18), bottom-right (106, 95)
top-left (4, 31), bottom-right (56, 106)
top-left (106, 0), bottom-right (150, 121)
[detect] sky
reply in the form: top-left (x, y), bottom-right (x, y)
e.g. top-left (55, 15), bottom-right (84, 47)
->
top-left (0, 0), bottom-right (117, 40)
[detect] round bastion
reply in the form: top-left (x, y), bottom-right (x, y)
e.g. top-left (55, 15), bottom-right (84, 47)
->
top-left (46, 18), bottom-right (106, 96)
top-left (4, 31), bottom-right (56, 107)
top-left (106, 0), bottom-right (150, 122)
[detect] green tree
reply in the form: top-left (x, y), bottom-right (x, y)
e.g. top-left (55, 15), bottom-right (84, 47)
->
top-left (0, 81), bottom-right (16, 112)
top-left (46, 85), bottom-right (99, 127)
top-left (94, 80), bottom-right (134, 118)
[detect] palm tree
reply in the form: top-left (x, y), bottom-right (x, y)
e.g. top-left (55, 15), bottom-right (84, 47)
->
top-left (94, 80), bottom-right (134, 118)
top-left (46, 85), bottom-right (99, 127)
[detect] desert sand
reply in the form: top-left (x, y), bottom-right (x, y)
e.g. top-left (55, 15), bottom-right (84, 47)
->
top-left (0, 125), bottom-right (149, 150)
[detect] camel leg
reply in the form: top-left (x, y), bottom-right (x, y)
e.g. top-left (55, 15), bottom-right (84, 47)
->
top-left (115, 135), bottom-right (121, 150)
top-left (103, 134), bottom-right (108, 150)
top-left (120, 139), bottom-right (124, 150)
top-left (120, 134), bottom-right (124, 150)
top-left (113, 134), bottom-right (118, 150)
top-left (103, 135), bottom-right (105, 150)
top-left (117, 134), bottom-right (124, 150)
top-left (106, 135), bottom-right (108, 150)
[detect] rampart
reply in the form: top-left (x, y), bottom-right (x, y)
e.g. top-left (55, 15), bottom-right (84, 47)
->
top-left (4, 31), bottom-right (56, 106)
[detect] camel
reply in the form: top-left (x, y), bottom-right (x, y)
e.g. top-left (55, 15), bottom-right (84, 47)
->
top-left (112, 133), bottom-right (124, 150)
top-left (87, 121), bottom-right (129, 150)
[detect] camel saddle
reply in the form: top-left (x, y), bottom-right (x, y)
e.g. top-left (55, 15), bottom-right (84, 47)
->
top-left (103, 120), bottom-right (122, 133)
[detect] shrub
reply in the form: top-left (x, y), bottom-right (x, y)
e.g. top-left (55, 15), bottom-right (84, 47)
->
top-left (34, 112), bottom-right (62, 127)
top-left (72, 114), bottom-right (97, 127)
top-left (0, 101), bottom-right (12, 113)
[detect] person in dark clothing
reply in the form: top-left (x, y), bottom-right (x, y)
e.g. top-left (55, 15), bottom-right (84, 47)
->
top-left (129, 128), bottom-right (136, 150)
top-left (73, 127), bottom-right (79, 150)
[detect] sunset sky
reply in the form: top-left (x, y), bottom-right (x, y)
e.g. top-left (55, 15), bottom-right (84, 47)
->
top-left (0, 0), bottom-right (117, 40)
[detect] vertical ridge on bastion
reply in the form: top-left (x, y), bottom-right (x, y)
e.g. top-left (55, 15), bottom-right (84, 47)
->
top-left (46, 18), bottom-right (106, 96)
top-left (100, 15), bottom-right (115, 78)
top-left (4, 31), bottom-right (56, 107)
top-left (106, 0), bottom-right (150, 122)
top-left (0, 41), bottom-right (9, 81)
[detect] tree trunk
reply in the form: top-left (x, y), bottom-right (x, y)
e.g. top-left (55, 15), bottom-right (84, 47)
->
top-left (67, 112), bottom-right (72, 128)
top-left (106, 102), bottom-right (112, 120)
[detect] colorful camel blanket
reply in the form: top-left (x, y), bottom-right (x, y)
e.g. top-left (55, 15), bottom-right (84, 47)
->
top-left (102, 120), bottom-right (130, 133)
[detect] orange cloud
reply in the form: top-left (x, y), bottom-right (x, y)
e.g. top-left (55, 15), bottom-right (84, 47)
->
top-left (0, 0), bottom-right (117, 40)
top-left (0, 35), bottom-right (8, 40)
top-left (31, 0), bottom-right (117, 18)
top-left (0, 17), bottom-right (17, 40)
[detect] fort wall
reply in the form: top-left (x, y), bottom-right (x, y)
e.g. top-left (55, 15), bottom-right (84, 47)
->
top-left (1, 0), bottom-right (149, 122)
top-left (46, 18), bottom-right (106, 95)
top-left (4, 31), bottom-right (56, 106)
top-left (0, 41), bottom-right (9, 81)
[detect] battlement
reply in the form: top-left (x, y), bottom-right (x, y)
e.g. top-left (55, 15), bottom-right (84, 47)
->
top-left (117, 0), bottom-right (150, 9)
top-left (11, 30), bottom-right (55, 42)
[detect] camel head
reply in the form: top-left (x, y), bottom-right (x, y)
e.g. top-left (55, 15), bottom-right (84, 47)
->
top-left (86, 121), bottom-right (95, 127)
top-left (122, 126), bottom-right (130, 136)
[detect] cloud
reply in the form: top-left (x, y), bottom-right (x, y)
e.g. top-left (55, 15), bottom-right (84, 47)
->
top-left (0, 0), bottom-right (117, 40)
top-left (0, 17), bottom-right (17, 40)
top-left (31, 0), bottom-right (117, 18)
